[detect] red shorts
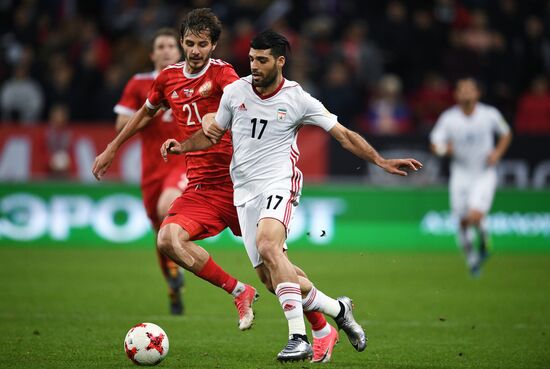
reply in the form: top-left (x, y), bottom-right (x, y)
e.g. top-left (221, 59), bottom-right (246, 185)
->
top-left (161, 181), bottom-right (241, 241)
top-left (142, 168), bottom-right (188, 231)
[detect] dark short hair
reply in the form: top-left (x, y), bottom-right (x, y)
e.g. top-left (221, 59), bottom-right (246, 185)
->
top-left (250, 29), bottom-right (291, 58)
top-left (180, 8), bottom-right (222, 44)
top-left (151, 27), bottom-right (179, 49)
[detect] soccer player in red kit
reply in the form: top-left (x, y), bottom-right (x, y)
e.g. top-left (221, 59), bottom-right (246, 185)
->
top-left (92, 9), bottom-right (258, 330)
top-left (114, 28), bottom-right (188, 315)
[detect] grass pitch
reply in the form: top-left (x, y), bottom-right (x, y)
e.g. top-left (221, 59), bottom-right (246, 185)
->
top-left (1, 247), bottom-right (549, 368)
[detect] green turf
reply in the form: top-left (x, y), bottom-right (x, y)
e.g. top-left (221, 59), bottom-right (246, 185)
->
top-left (1, 247), bottom-right (549, 368)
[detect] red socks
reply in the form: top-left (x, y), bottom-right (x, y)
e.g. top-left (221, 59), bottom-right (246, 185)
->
top-left (196, 257), bottom-right (238, 294)
top-left (304, 310), bottom-right (328, 331)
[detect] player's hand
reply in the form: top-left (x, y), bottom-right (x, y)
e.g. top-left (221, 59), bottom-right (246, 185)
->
top-left (202, 113), bottom-right (224, 143)
top-left (447, 143), bottom-right (454, 157)
top-left (378, 158), bottom-right (423, 176)
top-left (486, 150), bottom-right (500, 166)
top-left (161, 138), bottom-right (183, 162)
top-left (92, 146), bottom-right (116, 181)
top-left (202, 113), bottom-right (216, 131)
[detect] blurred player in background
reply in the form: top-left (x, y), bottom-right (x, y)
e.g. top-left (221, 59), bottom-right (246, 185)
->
top-left (93, 9), bottom-right (258, 330)
top-left (114, 28), bottom-right (187, 315)
top-left (163, 30), bottom-right (422, 362)
top-left (430, 78), bottom-right (512, 276)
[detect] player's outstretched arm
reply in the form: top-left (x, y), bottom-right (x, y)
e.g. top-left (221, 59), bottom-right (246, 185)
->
top-left (160, 129), bottom-right (217, 162)
top-left (329, 122), bottom-right (423, 176)
top-left (92, 105), bottom-right (156, 180)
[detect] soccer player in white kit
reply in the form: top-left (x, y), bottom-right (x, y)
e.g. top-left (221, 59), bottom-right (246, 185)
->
top-left (162, 30), bottom-right (423, 362)
top-left (430, 78), bottom-right (512, 276)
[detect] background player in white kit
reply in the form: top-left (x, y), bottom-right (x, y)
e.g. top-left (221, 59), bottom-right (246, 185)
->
top-left (162, 30), bottom-right (423, 362)
top-left (430, 78), bottom-right (512, 276)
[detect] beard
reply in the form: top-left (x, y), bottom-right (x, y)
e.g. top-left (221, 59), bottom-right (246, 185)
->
top-left (252, 66), bottom-right (278, 88)
top-left (185, 51), bottom-right (212, 72)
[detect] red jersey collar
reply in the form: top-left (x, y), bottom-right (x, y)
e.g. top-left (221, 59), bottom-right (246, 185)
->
top-left (253, 77), bottom-right (285, 100)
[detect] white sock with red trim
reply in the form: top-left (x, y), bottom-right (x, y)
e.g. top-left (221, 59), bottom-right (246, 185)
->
top-left (302, 286), bottom-right (342, 318)
top-left (276, 282), bottom-right (306, 336)
top-left (312, 323), bottom-right (331, 339)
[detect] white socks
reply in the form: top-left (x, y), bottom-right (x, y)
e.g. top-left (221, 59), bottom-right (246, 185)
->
top-left (458, 226), bottom-right (474, 254)
top-left (231, 281), bottom-right (246, 297)
top-left (477, 219), bottom-right (489, 250)
top-left (302, 286), bottom-right (341, 318)
top-left (276, 282), bottom-right (306, 336)
top-left (312, 322), bottom-right (331, 339)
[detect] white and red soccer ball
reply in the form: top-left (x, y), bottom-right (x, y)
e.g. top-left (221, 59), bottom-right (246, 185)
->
top-left (124, 322), bottom-right (169, 366)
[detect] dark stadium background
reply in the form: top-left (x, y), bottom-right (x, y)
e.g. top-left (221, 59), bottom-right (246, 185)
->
top-left (0, 1), bottom-right (549, 368)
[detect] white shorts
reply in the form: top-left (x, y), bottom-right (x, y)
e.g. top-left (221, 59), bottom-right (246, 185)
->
top-left (236, 189), bottom-right (299, 268)
top-left (450, 169), bottom-right (497, 218)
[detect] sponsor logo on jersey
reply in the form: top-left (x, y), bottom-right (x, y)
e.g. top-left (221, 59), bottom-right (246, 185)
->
top-left (171, 91), bottom-right (178, 99)
top-left (183, 88), bottom-right (194, 97)
top-left (277, 108), bottom-right (287, 121)
top-left (199, 81), bottom-right (212, 97)
top-left (238, 103), bottom-right (247, 111)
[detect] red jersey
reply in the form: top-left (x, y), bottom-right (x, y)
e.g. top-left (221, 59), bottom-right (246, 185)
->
top-left (114, 71), bottom-right (186, 186)
top-left (146, 59), bottom-right (239, 187)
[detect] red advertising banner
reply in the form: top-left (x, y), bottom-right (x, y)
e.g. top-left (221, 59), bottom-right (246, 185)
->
top-left (0, 124), bottom-right (329, 183)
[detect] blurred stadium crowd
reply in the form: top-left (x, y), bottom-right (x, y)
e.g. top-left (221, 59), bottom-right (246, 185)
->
top-left (1, 0), bottom-right (550, 136)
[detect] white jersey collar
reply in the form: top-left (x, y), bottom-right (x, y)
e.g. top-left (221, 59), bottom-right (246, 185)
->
top-left (183, 59), bottom-right (211, 79)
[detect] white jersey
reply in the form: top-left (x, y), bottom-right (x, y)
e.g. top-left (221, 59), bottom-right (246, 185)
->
top-left (430, 102), bottom-right (510, 179)
top-left (215, 76), bottom-right (338, 206)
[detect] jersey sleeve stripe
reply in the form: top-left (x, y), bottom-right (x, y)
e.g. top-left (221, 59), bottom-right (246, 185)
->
top-left (145, 99), bottom-right (159, 110)
top-left (114, 104), bottom-right (137, 116)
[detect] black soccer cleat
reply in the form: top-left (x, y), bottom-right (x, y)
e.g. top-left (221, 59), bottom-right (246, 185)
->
top-left (168, 269), bottom-right (185, 315)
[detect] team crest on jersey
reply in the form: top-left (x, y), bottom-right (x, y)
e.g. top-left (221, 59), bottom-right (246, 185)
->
top-left (199, 81), bottom-right (212, 97)
top-left (182, 88), bottom-right (194, 97)
top-left (277, 108), bottom-right (287, 121)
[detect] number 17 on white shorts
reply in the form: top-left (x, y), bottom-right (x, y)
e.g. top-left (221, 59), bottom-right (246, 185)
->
top-left (236, 189), bottom-right (299, 267)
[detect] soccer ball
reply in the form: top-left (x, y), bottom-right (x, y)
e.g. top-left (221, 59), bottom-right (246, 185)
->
top-left (124, 322), bottom-right (169, 366)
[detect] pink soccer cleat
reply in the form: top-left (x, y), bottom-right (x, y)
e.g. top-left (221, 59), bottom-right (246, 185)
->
top-left (234, 284), bottom-right (259, 330)
top-left (311, 324), bottom-right (339, 363)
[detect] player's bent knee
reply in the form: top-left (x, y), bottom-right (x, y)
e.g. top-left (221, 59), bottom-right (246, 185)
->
top-left (157, 225), bottom-right (176, 256)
